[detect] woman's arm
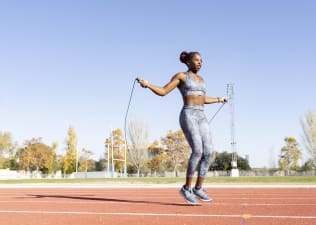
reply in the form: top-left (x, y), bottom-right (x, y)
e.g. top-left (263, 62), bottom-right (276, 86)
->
top-left (137, 73), bottom-right (184, 96)
top-left (204, 96), bottom-right (228, 104)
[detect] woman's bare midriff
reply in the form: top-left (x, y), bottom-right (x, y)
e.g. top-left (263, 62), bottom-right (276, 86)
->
top-left (183, 95), bottom-right (205, 106)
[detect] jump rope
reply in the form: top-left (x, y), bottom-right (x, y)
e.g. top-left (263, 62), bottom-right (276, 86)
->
top-left (124, 78), bottom-right (226, 147)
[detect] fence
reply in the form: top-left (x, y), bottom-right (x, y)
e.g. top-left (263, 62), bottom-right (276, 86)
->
top-left (1, 169), bottom-right (315, 179)
top-left (129, 170), bottom-right (316, 177)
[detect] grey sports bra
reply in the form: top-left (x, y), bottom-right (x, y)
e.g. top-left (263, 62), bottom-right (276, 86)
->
top-left (179, 72), bottom-right (206, 97)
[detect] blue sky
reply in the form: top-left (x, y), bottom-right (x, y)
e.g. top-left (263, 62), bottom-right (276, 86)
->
top-left (1, 0), bottom-right (315, 168)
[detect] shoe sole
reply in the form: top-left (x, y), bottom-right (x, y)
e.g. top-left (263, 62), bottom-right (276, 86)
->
top-left (179, 190), bottom-right (199, 205)
top-left (193, 190), bottom-right (213, 202)
top-left (196, 197), bottom-right (212, 202)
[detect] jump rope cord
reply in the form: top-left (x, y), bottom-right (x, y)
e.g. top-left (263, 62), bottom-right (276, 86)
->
top-left (124, 78), bottom-right (138, 148)
top-left (208, 103), bottom-right (225, 125)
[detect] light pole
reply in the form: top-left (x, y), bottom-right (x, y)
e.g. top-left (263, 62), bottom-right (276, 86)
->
top-left (227, 83), bottom-right (239, 177)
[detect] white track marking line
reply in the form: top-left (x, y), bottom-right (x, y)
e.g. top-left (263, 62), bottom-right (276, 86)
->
top-left (1, 200), bottom-right (316, 207)
top-left (0, 210), bottom-right (316, 219)
top-left (221, 197), bottom-right (316, 200)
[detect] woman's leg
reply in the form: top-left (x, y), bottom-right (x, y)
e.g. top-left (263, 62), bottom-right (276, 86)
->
top-left (191, 115), bottom-right (213, 202)
top-left (195, 176), bottom-right (205, 189)
top-left (185, 177), bottom-right (193, 189)
top-left (180, 108), bottom-right (203, 189)
top-left (195, 114), bottom-right (212, 189)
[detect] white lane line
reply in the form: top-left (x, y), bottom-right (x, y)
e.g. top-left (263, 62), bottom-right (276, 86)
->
top-left (0, 210), bottom-right (316, 219)
top-left (221, 197), bottom-right (316, 200)
top-left (1, 200), bottom-right (316, 207)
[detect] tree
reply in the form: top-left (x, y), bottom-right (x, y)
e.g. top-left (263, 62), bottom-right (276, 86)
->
top-left (105, 129), bottom-right (126, 173)
top-left (0, 156), bottom-right (10, 169)
top-left (211, 151), bottom-right (231, 171)
top-left (54, 154), bottom-right (64, 173)
top-left (210, 151), bottom-right (251, 171)
top-left (79, 148), bottom-right (94, 174)
top-left (62, 126), bottom-right (78, 174)
top-left (301, 111), bottom-right (316, 169)
top-left (147, 140), bottom-right (168, 176)
top-left (0, 131), bottom-right (16, 156)
top-left (237, 155), bottom-right (251, 170)
top-left (279, 137), bottom-right (302, 173)
top-left (18, 138), bottom-right (55, 174)
top-left (51, 141), bottom-right (59, 173)
top-left (161, 130), bottom-right (190, 176)
top-left (95, 158), bottom-right (106, 171)
top-left (301, 159), bottom-right (314, 171)
top-left (127, 118), bottom-right (149, 177)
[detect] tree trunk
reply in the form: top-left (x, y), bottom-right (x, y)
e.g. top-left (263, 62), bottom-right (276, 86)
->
top-left (137, 168), bottom-right (140, 177)
top-left (173, 164), bottom-right (177, 177)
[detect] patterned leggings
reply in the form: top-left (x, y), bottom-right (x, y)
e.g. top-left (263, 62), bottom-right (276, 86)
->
top-left (179, 105), bottom-right (212, 178)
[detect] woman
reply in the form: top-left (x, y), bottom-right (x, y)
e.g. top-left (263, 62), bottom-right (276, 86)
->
top-left (137, 51), bottom-right (227, 205)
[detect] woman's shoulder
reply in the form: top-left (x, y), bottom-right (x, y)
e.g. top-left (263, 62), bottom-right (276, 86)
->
top-left (173, 72), bottom-right (187, 80)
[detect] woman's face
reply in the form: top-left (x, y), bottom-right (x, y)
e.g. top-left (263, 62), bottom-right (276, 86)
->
top-left (188, 54), bottom-right (202, 72)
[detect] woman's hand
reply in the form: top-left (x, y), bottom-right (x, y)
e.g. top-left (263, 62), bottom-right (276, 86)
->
top-left (137, 78), bottom-right (149, 88)
top-left (218, 97), bottom-right (228, 103)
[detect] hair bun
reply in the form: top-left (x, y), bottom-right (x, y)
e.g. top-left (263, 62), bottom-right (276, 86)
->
top-left (179, 51), bottom-right (189, 63)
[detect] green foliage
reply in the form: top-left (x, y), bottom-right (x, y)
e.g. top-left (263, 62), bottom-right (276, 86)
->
top-left (78, 148), bottom-right (94, 172)
top-left (17, 138), bottom-right (55, 174)
top-left (78, 159), bottom-right (96, 172)
top-left (0, 132), bottom-right (16, 155)
top-left (279, 137), bottom-right (302, 172)
top-left (0, 156), bottom-right (10, 169)
top-left (62, 126), bottom-right (78, 174)
top-left (237, 156), bottom-right (251, 170)
top-left (95, 158), bottom-right (106, 171)
top-left (161, 130), bottom-right (190, 175)
top-left (147, 140), bottom-right (168, 175)
top-left (104, 129), bottom-right (126, 172)
top-left (210, 151), bottom-right (251, 171)
top-left (127, 163), bottom-right (137, 174)
top-left (301, 159), bottom-right (314, 171)
top-left (147, 153), bottom-right (168, 174)
top-left (301, 111), bottom-right (316, 169)
top-left (0, 132), bottom-right (17, 169)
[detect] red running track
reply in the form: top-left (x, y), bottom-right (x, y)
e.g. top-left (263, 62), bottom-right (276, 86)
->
top-left (0, 187), bottom-right (315, 225)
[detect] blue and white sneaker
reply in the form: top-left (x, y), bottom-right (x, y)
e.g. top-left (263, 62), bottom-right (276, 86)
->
top-left (179, 186), bottom-right (198, 205)
top-left (193, 187), bottom-right (212, 202)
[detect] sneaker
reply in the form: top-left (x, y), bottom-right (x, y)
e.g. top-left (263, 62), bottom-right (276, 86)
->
top-left (193, 187), bottom-right (212, 202)
top-left (179, 186), bottom-right (198, 205)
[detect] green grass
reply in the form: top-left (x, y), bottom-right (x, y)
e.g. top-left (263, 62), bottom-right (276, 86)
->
top-left (0, 176), bottom-right (315, 184)
top-left (204, 176), bottom-right (316, 183)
